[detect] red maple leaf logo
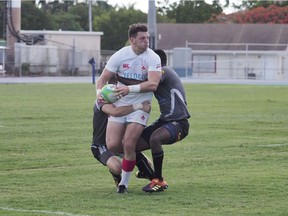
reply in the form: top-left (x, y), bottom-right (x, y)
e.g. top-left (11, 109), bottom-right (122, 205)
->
top-left (122, 63), bottom-right (130, 69)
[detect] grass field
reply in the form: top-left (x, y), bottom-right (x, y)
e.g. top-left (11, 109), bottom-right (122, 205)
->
top-left (0, 83), bottom-right (287, 216)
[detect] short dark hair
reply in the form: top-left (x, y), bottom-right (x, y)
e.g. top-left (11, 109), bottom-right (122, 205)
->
top-left (128, 24), bottom-right (148, 38)
top-left (154, 49), bottom-right (167, 66)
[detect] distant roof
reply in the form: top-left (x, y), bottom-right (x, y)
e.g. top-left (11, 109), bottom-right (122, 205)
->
top-left (20, 30), bottom-right (103, 36)
top-left (157, 24), bottom-right (288, 51)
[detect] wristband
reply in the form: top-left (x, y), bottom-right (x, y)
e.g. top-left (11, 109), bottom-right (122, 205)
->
top-left (133, 103), bottom-right (143, 111)
top-left (96, 89), bottom-right (101, 95)
top-left (128, 84), bottom-right (141, 93)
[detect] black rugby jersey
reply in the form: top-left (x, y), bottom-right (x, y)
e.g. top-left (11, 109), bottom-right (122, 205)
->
top-left (155, 66), bottom-right (190, 121)
top-left (92, 99), bottom-right (108, 146)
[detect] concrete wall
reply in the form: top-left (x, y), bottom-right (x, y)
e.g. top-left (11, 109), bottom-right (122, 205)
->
top-left (19, 30), bottom-right (103, 75)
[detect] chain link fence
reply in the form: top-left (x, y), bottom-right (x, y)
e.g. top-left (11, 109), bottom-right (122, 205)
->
top-left (10, 42), bottom-right (101, 77)
top-left (167, 43), bottom-right (288, 80)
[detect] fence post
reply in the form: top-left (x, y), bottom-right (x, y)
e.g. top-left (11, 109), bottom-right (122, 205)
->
top-left (89, 57), bottom-right (96, 84)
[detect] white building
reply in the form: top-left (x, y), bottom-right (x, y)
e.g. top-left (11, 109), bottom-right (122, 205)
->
top-left (157, 24), bottom-right (288, 80)
top-left (15, 30), bottom-right (103, 76)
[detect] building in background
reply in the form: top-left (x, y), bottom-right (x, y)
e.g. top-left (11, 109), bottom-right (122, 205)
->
top-left (16, 30), bottom-right (103, 76)
top-left (3, 22), bottom-right (288, 80)
top-left (157, 24), bottom-right (288, 80)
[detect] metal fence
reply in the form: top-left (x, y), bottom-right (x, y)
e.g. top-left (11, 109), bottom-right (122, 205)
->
top-left (168, 43), bottom-right (288, 80)
top-left (3, 42), bottom-right (288, 81)
top-left (12, 43), bottom-right (100, 77)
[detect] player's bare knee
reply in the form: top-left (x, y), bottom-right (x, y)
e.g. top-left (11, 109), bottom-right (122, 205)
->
top-left (107, 156), bottom-right (122, 175)
top-left (107, 141), bottom-right (121, 152)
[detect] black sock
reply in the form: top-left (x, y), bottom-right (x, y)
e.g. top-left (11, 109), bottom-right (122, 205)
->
top-left (136, 152), bottom-right (155, 180)
top-left (152, 151), bottom-right (164, 181)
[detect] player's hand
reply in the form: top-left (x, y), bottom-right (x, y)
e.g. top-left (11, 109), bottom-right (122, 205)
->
top-left (142, 101), bottom-right (151, 113)
top-left (96, 91), bottom-right (104, 100)
top-left (115, 86), bottom-right (129, 98)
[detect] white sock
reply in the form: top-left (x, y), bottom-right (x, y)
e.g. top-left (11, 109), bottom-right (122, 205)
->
top-left (119, 170), bottom-right (132, 188)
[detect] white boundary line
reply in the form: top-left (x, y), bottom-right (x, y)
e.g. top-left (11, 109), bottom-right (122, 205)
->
top-left (257, 143), bottom-right (288, 147)
top-left (0, 207), bottom-right (92, 216)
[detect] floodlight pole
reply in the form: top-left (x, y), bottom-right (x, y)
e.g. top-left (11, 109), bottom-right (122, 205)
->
top-left (88, 0), bottom-right (93, 32)
top-left (6, 0), bottom-right (21, 74)
top-left (148, 0), bottom-right (157, 50)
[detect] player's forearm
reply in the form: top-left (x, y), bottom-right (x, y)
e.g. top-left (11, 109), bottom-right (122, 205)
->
top-left (103, 103), bottom-right (145, 117)
top-left (131, 76), bottom-right (160, 93)
top-left (96, 69), bottom-right (114, 96)
top-left (116, 72), bottom-right (161, 96)
top-left (109, 106), bottom-right (133, 117)
top-left (96, 79), bottom-right (106, 96)
top-left (137, 71), bottom-right (161, 92)
top-left (138, 81), bottom-right (159, 92)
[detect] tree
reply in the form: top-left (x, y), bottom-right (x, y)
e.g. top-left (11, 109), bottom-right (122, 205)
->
top-left (0, 2), bottom-right (5, 39)
top-left (93, 7), bottom-right (147, 50)
top-left (234, 5), bottom-right (288, 24)
top-left (157, 0), bottom-right (171, 15)
top-left (166, 0), bottom-right (223, 23)
top-left (21, 1), bottom-right (56, 30)
top-left (232, 0), bottom-right (288, 10)
top-left (209, 4), bottom-right (288, 24)
top-left (67, 3), bottom-right (89, 31)
top-left (53, 12), bottom-right (83, 31)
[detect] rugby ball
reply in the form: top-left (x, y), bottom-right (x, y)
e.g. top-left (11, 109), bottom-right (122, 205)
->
top-left (101, 84), bottom-right (119, 103)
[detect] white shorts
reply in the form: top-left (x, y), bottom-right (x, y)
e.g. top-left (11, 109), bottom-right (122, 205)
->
top-left (108, 110), bottom-right (150, 126)
top-left (115, 82), bottom-right (153, 105)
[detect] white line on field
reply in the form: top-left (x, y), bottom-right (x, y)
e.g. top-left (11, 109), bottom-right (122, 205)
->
top-left (0, 207), bottom-right (93, 216)
top-left (257, 143), bottom-right (288, 147)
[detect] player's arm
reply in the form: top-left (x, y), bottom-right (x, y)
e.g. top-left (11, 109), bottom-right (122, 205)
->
top-left (101, 101), bottom-right (151, 117)
top-left (95, 68), bottom-right (114, 97)
top-left (116, 71), bottom-right (161, 96)
top-left (138, 71), bottom-right (161, 92)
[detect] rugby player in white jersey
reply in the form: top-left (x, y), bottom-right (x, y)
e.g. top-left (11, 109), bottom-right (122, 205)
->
top-left (96, 23), bottom-right (161, 194)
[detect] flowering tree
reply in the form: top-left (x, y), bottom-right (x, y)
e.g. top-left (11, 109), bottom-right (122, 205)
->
top-left (208, 5), bottom-right (288, 24)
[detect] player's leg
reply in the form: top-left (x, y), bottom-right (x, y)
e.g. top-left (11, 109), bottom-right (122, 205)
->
top-left (134, 121), bottom-right (163, 186)
top-left (106, 156), bottom-right (122, 187)
top-left (141, 127), bottom-right (169, 192)
top-left (141, 122), bottom-right (175, 193)
top-left (139, 120), bottom-right (168, 181)
top-left (142, 120), bottom-right (189, 192)
top-left (136, 137), bottom-right (151, 151)
top-left (150, 120), bottom-right (189, 180)
top-left (117, 122), bottom-right (144, 193)
top-left (135, 152), bottom-right (154, 180)
top-left (122, 122), bottom-right (144, 160)
top-left (117, 110), bottom-right (149, 193)
top-left (106, 120), bottom-right (126, 154)
top-left (149, 127), bottom-right (170, 181)
top-left (105, 119), bottom-right (127, 191)
top-left (91, 144), bottom-right (122, 187)
top-left (134, 131), bottom-right (155, 180)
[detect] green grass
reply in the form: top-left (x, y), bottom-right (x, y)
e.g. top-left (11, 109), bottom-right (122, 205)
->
top-left (0, 83), bottom-right (287, 216)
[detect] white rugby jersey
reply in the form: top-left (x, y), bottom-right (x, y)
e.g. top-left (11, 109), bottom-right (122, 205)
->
top-left (105, 46), bottom-right (161, 105)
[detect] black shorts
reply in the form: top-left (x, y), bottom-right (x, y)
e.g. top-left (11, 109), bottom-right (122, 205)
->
top-left (91, 144), bottom-right (115, 166)
top-left (141, 118), bottom-right (189, 145)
